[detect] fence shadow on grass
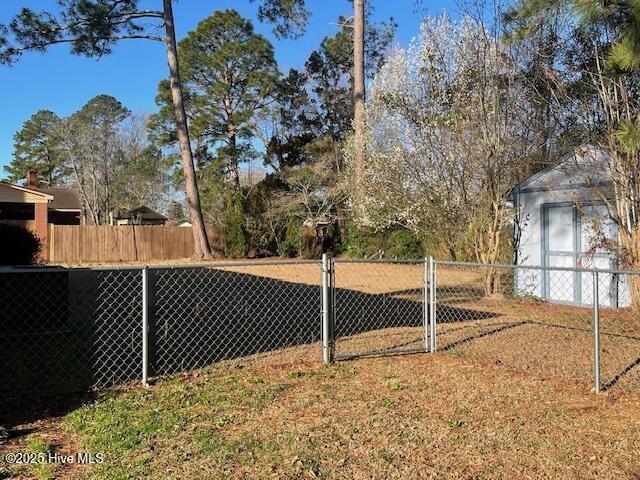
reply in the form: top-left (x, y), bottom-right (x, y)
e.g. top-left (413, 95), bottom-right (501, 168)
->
top-left (0, 268), bottom-right (142, 406)
top-left (1, 265), bottom-right (509, 409)
top-left (441, 321), bottom-right (528, 352)
top-left (147, 267), bottom-right (322, 376)
top-left (602, 356), bottom-right (640, 391)
top-left (334, 284), bottom-right (502, 359)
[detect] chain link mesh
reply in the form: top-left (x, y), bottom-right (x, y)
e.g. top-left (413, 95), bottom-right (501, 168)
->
top-left (0, 268), bottom-right (143, 403)
top-left (598, 271), bottom-right (640, 393)
top-left (0, 262), bottom-right (322, 404)
top-left (150, 262), bottom-right (321, 374)
top-left (333, 260), bottom-right (425, 359)
top-left (434, 262), bottom-right (594, 385)
top-left (434, 261), bottom-right (640, 394)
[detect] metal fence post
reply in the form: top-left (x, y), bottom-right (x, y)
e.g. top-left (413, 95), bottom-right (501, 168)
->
top-left (142, 266), bottom-right (149, 387)
top-left (423, 257), bottom-right (430, 352)
top-left (429, 257), bottom-right (437, 352)
top-left (330, 256), bottom-right (336, 351)
top-left (322, 253), bottom-right (335, 364)
top-left (593, 267), bottom-right (601, 394)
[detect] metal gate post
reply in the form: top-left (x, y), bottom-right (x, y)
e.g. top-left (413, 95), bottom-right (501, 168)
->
top-left (322, 253), bottom-right (335, 364)
top-left (423, 257), bottom-right (430, 352)
top-left (429, 257), bottom-right (437, 353)
top-left (330, 256), bottom-right (336, 352)
top-left (593, 268), bottom-right (601, 394)
top-left (141, 266), bottom-right (149, 387)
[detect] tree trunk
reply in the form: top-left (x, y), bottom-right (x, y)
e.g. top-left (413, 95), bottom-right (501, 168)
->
top-left (224, 94), bottom-right (240, 190)
top-left (163, 0), bottom-right (211, 258)
top-left (229, 132), bottom-right (240, 190)
top-left (353, 0), bottom-right (366, 211)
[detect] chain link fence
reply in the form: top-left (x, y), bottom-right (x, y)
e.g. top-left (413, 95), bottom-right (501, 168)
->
top-left (433, 262), bottom-right (594, 386)
top-left (0, 267), bottom-right (144, 400)
top-left (1, 258), bottom-right (638, 404)
top-left (433, 261), bottom-right (640, 395)
top-left (150, 262), bottom-right (322, 376)
top-left (0, 261), bottom-right (321, 404)
top-left (597, 271), bottom-right (640, 392)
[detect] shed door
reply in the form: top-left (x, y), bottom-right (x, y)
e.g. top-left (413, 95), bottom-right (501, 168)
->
top-left (544, 205), bottom-right (576, 303)
top-left (544, 203), bottom-right (616, 305)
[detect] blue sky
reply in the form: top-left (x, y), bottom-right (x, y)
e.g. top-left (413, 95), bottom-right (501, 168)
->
top-left (0, 0), bottom-right (453, 172)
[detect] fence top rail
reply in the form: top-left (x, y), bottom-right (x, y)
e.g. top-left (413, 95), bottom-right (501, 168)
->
top-left (2, 258), bottom-right (639, 276)
top-left (0, 259), bottom-right (321, 274)
top-left (148, 259), bottom-right (321, 270)
top-left (0, 265), bottom-right (144, 273)
top-left (334, 258), bottom-right (423, 264)
top-left (434, 259), bottom-right (640, 276)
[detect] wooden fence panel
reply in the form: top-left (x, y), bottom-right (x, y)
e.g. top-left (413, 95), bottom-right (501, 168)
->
top-left (48, 225), bottom-right (225, 263)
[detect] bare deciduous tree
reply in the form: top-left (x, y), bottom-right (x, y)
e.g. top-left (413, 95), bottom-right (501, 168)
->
top-left (351, 13), bottom-right (541, 293)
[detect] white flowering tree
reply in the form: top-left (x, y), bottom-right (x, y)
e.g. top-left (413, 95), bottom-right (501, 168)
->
top-left (350, 14), bottom-right (539, 293)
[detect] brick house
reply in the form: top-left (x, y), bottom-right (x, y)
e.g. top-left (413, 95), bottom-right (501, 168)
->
top-left (0, 170), bottom-right (81, 259)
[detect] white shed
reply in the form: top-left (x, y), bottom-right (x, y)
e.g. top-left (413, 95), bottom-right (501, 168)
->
top-left (512, 145), bottom-right (629, 307)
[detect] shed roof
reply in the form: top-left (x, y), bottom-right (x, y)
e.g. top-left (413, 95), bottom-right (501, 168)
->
top-left (116, 205), bottom-right (167, 221)
top-left (512, 145), bottom-right (611, 195)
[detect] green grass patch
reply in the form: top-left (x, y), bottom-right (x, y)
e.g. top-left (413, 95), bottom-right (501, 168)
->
top-left (25, 434), bottom-right (55, 480)
top-left (63, 371), bottom-right (293, 479)
top-left (447, 418), bottom-right (465, 429)
top-left (388, 383), bottom-right (405, 392)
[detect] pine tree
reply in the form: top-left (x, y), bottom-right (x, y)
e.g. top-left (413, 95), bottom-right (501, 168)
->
top-left (150, 9), bottom-right (278, 191)
top-left (505, 0), bottom-right (640, 72)
top-left (4, 110), bottom-right (64, 186)
top-left (0, 1), bottom-right (310, 258)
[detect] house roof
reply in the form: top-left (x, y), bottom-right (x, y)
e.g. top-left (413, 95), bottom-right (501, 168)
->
top-left (116, 205), bottom-right (167, 221)
top-left (36, 187), bottom-right (81, 211)
top-left (0, 182), bottom-right (54, 204)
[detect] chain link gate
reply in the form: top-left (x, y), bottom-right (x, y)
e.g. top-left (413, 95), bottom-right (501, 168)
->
top-left (324, 257), bottom-right (433, 360)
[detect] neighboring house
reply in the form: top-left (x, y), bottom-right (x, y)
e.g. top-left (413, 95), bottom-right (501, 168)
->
top-left (0, 182), bottom-right (53, 246)
top-left (0, 170), bottom-right (82, 257)
top-left (115, 206), bottom-right (167, 226)
top-left (512, 145), bottom-right (629, 307)
top-left (26, 170), bottom-right (82, 225)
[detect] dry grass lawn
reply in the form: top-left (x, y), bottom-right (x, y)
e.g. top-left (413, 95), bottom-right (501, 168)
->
top-left (1, 353), bottom-right (640, 479)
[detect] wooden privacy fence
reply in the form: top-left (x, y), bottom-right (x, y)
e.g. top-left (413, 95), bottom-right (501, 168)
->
top-left (48, 225), bottom-right (225, 263)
